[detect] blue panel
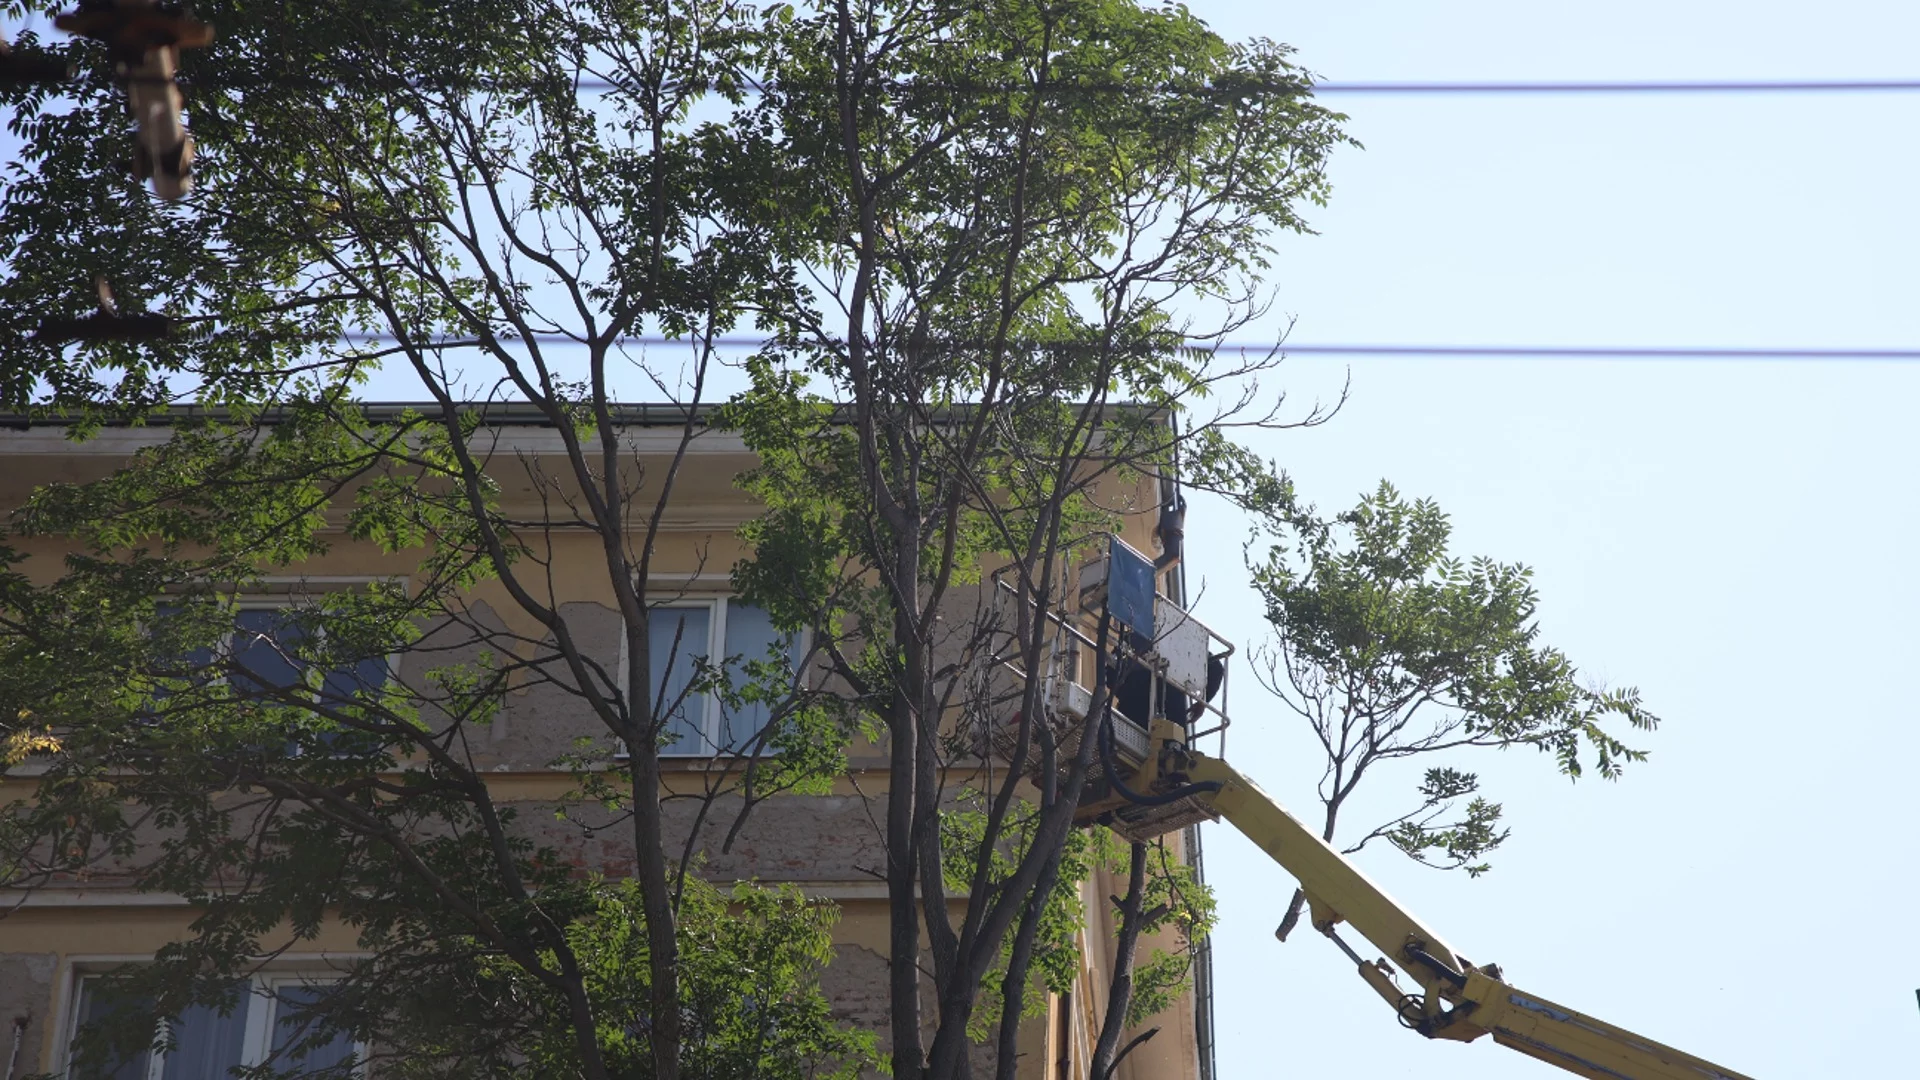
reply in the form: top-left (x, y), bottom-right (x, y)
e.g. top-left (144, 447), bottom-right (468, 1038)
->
top-left (1105, 537), bottom-right (1157, 649)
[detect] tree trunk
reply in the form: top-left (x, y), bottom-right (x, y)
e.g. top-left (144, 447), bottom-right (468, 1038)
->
top-left (1088, 841), bottom-right (1150, 1080)
top-left (630, 715), bottom-right (682, 1080)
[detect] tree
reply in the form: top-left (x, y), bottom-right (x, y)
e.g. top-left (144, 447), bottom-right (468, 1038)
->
top-left (1248, 481), bottom-right (1659, 942)
top-left (0, 1), bottom-right (1350, 1077)
top-left (58, 873), bottom-right (878, 1080)
top-left (722, 4), bottom-right (1350, 1074)
top-left (390, 876), bottom-right (879, 1080)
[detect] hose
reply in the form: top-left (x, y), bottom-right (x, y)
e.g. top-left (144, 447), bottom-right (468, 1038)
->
top-left (1098, 707), bottom-right (1221, 808)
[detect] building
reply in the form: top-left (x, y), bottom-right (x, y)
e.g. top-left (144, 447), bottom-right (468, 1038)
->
top-left (0, 404), bottom-right (1216, 1080)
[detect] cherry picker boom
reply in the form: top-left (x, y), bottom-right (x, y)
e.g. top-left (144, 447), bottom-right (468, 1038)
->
top-left (1101, 745), bottom-right (1750, 1080)
top-left (996, 535), bottom-right (1755, 1080)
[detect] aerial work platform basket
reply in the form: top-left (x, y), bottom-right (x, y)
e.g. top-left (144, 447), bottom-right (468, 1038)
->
top-left (986, 534), bottom-right (1234, 842)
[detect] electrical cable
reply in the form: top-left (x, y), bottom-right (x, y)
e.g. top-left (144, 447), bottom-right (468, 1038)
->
top-left (326, 333), bottom-right (1920, 362)
top-left (495, 76), bottom-right (1920, 96)
top-left (1296, 79), bottom-right (1920, 94)
top-left (41, 327), bottom-right (1920, 363)
top-left (22, 67), bottom-right (1920, 97)
top-left (562, 76), bottom-right (1920, 96)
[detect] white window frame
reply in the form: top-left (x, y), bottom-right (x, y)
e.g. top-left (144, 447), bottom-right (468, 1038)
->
top-left (615, 593), bottom-right (808, 759)
top-left (55, 957), bottom-right (367, 1079)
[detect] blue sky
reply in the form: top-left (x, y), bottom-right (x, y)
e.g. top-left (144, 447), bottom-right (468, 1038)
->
top-left (1178, 2), bottom-right (1920, 1077)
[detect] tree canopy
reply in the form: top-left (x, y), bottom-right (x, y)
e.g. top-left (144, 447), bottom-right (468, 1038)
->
top-left (1250, 481), bottom-right (1658, 941)
top-left (0, 1), bottom-right (1355, 1078)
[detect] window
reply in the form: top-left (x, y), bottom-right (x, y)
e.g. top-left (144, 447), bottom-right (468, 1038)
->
top-left (222, 604), bottom-right (390, 707)
top-left (150, 598), bottom-right (391, 754)
top-left (66, 971), bottom-right (359, 1079)
top-left (633, 598), bottom-right (804, 756)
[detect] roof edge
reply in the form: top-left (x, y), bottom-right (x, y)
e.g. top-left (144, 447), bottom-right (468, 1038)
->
top-left (0, 401), bottom-right (722, 430)
top-left (0, 400), bottom-right (1171, 431)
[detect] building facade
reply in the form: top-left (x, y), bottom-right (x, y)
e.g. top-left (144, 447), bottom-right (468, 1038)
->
top-left (0, 407), bottom-right (1214, 1080)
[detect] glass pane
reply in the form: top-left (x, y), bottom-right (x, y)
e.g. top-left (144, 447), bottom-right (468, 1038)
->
top-left (717, 601), bottom-right (796, 750)
top-left (319, 654), bottom-right (389, 705)
top-left (648, 606), bottom-right (711, 754)
top-left (232, 608), bottom-right (307, 695)
top-left (308, 653), bottom-right (389, 756)
top-left (160, 983), bottom-right (249, 1080)
top-left (268, 984), bottom-right (356, 1075)
top-left (71, 978), bottom-right (155, 1080)
top-left (148, 604), bottom-right (219, 705)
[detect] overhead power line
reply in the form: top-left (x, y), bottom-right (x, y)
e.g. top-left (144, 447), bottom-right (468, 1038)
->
top-left (1210, 344), bottom-right (1920, 360)
top-left (1230, 342), bottom-right (1908, 360)
top-left (332, 333), bottom-right (1920, 361)
top-left (1302, 79), bottom-right (1920, 94)
top-left (67, 72), bottom-right (1920, 96)
top-left (558, 76), bottom-right (1920, 96)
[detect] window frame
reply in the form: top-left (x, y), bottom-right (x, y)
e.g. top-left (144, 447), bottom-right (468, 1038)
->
top-left (55, 956), bottom-right (368, 1080)
top-left (615, 593), bottom-right (809, 759)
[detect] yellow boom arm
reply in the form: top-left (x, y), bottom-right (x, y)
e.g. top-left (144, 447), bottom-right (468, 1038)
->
top-left (1094, 725), bottom-right (1755, 1080)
